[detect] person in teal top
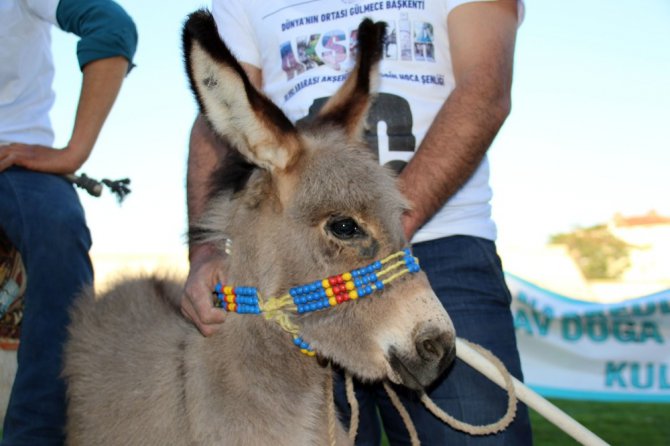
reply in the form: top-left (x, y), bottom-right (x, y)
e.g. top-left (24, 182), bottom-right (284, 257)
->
top-left (0, 1), bottom-right (137, 444)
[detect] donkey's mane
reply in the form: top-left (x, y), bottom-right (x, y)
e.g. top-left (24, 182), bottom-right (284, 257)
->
top-left (209, 146), bottom-right (257, 197)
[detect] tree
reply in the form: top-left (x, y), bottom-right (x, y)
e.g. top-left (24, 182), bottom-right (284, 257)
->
top-left (549, 224), bottom-right (632, 280)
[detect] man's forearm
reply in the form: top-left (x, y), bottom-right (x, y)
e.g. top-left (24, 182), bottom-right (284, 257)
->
top-left (66, 56), bottom-right (129, 171)
top-left (397, 0), bottom-right (518, 240)
top-left (187, 114), bottom-right (229, 258)
top-left (397, 77), bottom-right (511, 239)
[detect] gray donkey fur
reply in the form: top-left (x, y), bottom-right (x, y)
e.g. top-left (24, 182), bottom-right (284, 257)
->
top-left (63, 10), bottom-right (455, 446)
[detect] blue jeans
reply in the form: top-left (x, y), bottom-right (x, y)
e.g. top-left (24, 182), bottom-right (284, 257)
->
top-left (0, 167), bottom-right (93, 446)
top-left (335, 235), bottom-right (533, 445)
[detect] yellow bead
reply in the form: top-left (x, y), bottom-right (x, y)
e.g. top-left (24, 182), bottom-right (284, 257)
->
top-left (329, 297), bottom-right (337, 306)
top-left (223, 286), bottom-right (233, 295)
top-left (342, 272), bottom-right (352, 281)
top-left (225, 295), bottom-right (235, 303)
top-left (307, 350), bottom-right (316, 357)
top-left (228, 303), bottom-right (237, 312)
top-left (325, 288), bottom-right (334, 297)
top-left (349, 290), bottom-right (359, 300)
top-left (322, 279), bottom-right (330, 288)
top-left (345, 281), bottom-right (355, 290)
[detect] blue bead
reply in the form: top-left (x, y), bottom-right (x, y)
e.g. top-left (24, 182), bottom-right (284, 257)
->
top-left (373, 261), bottom-right (382, 270)
top-left (376, 281), bottom-right (384, 289)
top-left (214, 283), bottom-right (222, 293)
top-left (294, 337), bottom-right (302, 346)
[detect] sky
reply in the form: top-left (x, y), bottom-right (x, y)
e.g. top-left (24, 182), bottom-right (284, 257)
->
top-left (49, 0), bottom-right (670, 256)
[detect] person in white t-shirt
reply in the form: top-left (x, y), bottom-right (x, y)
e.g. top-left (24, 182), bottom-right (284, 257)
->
top-left (182, 1), bottom-right (532, 444)
top-left (0, 0), bottom-right (136, 443)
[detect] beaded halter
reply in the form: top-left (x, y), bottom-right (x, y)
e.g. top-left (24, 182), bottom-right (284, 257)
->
top-left (213, 248), bottom-right (421, 356)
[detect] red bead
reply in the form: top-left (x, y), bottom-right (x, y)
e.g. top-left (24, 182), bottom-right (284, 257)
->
top-left (336, 295), bottom-right (343, 303)
top-left (336, 275), bottom-right (344, 284)
top-left (329, 276), bottom-right (338, 286)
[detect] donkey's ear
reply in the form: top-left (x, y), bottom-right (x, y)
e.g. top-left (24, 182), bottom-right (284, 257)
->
top-left (312, 19), bottom-right (386, 139)
top-left (183, 10), bottom-right (302, 172)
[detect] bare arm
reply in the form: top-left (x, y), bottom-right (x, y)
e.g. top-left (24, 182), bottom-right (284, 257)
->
top-left (397, 1), bottom-right (519, 240)
top-left (181, 63), bottom-right (262, 336)
top-left (0, 56), bottom-right (129, 173)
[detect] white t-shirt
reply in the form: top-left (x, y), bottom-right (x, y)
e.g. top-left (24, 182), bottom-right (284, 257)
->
top-left (0, 0), bottom-right (61, 147)
top-left (212, 0), bottom-right (503, 243)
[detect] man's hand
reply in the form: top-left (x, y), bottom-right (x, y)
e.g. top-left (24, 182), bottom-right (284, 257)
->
top-left (181, 244), bottom-right (228, 336)
top-left (0, 143), bottom-right (83, 174)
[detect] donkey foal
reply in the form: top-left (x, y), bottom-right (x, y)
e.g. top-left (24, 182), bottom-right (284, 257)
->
top-left (63, 11), bottom-right (455, 446)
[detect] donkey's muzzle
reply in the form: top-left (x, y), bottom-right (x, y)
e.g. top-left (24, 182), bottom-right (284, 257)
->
top-left (388, 324), bottom-right (455, 391)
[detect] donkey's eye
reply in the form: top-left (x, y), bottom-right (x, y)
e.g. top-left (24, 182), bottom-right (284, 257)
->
top-left (328, 217), bottom-right (364, 240)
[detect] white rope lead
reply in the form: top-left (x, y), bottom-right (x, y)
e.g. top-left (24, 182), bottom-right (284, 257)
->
top-left (455, 338), bottom-right (611, 446)
top-left (343, 337), bottom-right (610, 446)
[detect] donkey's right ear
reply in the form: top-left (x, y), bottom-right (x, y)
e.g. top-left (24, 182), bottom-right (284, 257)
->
top-left (310, 19), bottom-right (386, 140)
top-left (183, 10), bottom-right (302, 172)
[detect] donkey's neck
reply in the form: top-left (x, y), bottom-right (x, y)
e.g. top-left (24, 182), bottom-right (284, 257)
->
top-left (187, 316), bottom-right (349, 444)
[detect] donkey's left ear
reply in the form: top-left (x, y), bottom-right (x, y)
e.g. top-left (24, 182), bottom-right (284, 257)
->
top-left (183, 10), bottom-right (302, 172)
top-left (312, 19), bottom-right (386, 140)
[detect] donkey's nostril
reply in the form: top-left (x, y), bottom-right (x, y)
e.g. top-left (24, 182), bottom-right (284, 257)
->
top-left (416, 331), bottom-right (449, 363)
top-left (421, 338), bottom-right (441, 359)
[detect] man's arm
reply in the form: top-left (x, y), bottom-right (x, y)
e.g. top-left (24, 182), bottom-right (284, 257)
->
top-left (182, 63), bottom-right (262, 336)
top-left (0, 0), bottom-right (137, 173)
top-left (0, 56), bottom-right (129, 173)
top-left (397, 0), bottom-right (519, 240)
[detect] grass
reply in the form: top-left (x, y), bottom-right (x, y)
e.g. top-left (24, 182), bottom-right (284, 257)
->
top-left (2, 400), bottom-right (667, 444)
top-left (379, 399), bottom-right (669, 445)
top-left (529, 399), bottom-right (670, 445)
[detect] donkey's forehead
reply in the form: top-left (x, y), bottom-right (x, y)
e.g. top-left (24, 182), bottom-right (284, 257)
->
top-left (289, 134), bottom-right (406, 222)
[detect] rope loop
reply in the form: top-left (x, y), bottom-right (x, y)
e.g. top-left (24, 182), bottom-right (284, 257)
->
top-left (340, 338), bottom-right (518, 445)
